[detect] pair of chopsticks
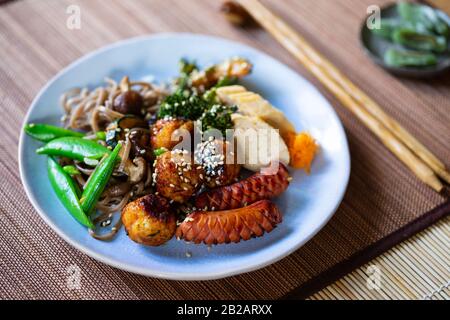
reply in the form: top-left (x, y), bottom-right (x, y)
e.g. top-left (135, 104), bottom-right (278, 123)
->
top-left (224, 0), bottom-right (450, 193)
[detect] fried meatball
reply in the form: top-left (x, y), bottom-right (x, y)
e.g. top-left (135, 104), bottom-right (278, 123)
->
top-left (151, 119), bottom-right (194, 151)
top-left (121, 194), bottom-right (176, 246)
top-left (154, 150), bottom-right (203, 203)
top-left (195, 139), bottom-right (241, 188)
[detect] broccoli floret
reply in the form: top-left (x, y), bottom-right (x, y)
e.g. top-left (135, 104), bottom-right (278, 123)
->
top-left (198, 104), bottom-right (237, 135)
top-left (158, 92), bottom-right (236, 135)
top-left (158, 92), bottom-right (209, 120)
top-left (174, 59), bottom-right (198, 93)
top-left (179, 58), bottom-right (198, 75)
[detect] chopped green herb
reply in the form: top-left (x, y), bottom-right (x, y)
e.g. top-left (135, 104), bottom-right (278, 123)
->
top-left (215, 76), bottom-right (238, 88)
top-left (158, 92), bottom-right (210, 120)
top-left (179, 58), bottom-right (198, 75)
top-left (198, 104), bottom-right (237, 135)
top-left (153, 147), bottom-right (168, 157)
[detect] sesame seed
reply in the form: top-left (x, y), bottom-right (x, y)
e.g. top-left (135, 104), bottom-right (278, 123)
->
top-left (100, 219), bottom-right (112, 227)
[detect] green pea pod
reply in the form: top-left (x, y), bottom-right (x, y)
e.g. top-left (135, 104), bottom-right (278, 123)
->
top-left (24, 123), bottom-right (84, 142)
top-left (392, 28), bottom-right (447, 53)
top-left (95, 131), bottom-right (107, 141)
top-left (63, 165), bottom-right (81, 176)
top-left (36, 137), bottom-right (111, 161)
top-left (80, 143), bottom-right (122, 216)
top-left (47, 157), bottom-right (93, 228)
top-left (398, 2), bottom-right (449, 37)
top-left (384, 48), bottom-right (437, 67)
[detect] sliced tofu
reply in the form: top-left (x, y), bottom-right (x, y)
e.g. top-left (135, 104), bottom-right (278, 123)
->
top-left (232, 114), bottom-right (290, 172)
top-left (217, 85), bottom-right (296, 142)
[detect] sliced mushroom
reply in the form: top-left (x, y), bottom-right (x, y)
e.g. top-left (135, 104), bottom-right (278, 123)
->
top-left (123, 157), bottom-right (147, 183)
top-left (103, 181), bottom-right (132, 198)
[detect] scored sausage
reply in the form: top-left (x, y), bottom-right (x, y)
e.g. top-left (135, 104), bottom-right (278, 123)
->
top-left (195, 163), bottom-right (291, 211)
top-left (176, 200), bottom-right (282, 245)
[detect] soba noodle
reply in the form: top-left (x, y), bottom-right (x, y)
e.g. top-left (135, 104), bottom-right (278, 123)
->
top-left (60, 77), bottom-right (168, 240)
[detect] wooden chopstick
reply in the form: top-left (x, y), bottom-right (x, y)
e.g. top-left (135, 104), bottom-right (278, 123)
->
top-left (231, 0), bottom-right (447, 192)
top-left (244, 1), bottom-right (450, 185)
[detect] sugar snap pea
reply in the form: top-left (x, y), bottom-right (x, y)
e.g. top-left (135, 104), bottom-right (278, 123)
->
top-left (80, 143), bottom-right (122, 216)
top-left (47, 157), bottom-right (93, 228)
top-left (24, 123), bottom-right (84, 142)
top-left (36, 137), bottom-right (111, 161)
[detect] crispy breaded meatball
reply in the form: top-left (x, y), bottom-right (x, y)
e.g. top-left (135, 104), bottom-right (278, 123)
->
top-left (121, 194), bottom-right (176, 246)
top-left (151, 119), bottom-right (194, 151)
top-left (195, 139), bottom-right (241, 188)
top-left (154, 150), bottom-right (203, 203)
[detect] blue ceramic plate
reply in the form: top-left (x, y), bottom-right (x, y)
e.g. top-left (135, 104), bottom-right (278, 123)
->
top-left (19, 33), bottom-right (350, 280)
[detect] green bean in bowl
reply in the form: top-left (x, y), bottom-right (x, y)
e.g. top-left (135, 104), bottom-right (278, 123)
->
top-left (384, 48), bottom-right (438, 68)
top-left (369, 1), bottom-right (450, 69)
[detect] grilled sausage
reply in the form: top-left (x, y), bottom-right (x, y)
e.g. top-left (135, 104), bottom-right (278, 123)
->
top-left (176, 200), bottom-right (282, 245)
top-left (195, 163), bottom-right (290, 211)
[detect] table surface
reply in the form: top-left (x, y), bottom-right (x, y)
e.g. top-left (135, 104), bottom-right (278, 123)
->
top-left (0, 0), bottom-right (449, 300)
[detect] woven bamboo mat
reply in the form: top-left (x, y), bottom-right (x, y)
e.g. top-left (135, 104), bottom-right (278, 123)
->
top-left (0, 0), bottom-right (449, 300)
top-left (311, 216), bottom-right (450, 300)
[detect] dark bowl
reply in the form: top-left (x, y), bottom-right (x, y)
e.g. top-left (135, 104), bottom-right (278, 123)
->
top-left (360, 2), bottom-right (450, 78)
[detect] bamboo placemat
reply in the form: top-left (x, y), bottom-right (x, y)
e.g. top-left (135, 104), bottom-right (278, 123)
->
top-left (311, 216), bottom-right (450, 300)
top-left (0, 0), bottom-right (449, 300)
